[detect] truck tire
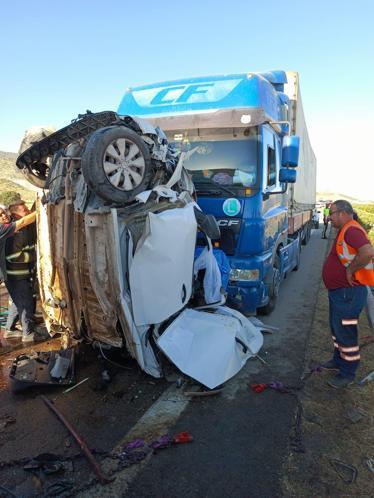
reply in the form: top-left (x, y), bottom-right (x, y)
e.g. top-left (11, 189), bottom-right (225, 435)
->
top-left (301, 223), bottom-right (311, 246)
top-left (258, 254), bottom-right (281, 315)
top-left (292, 242), bottom-right (301, 271)
top-left (81, 126), bottom-right (153, 204)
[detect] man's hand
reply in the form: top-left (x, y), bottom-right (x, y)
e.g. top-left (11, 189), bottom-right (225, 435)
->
top-left (346, 266), bottom-right (360, 286)
top-left (346, 244), bottom-right (374, 286)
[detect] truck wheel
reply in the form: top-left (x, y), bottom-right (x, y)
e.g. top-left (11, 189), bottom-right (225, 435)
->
top-left (302, 223), bottom-right (311, 245)
top-left (81, 126), bottom-right (153, 204)
top-left (258, 254), bottom-right (281, 315)
top-left (292, 243), bottom-right (301, 271)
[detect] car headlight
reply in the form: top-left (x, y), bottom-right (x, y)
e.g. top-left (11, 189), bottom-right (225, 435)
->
top-left (229, 269), bottom-right (260, 282)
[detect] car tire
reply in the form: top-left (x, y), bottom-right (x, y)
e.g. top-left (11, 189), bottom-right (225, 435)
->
top-left (81, 125), bottom-right (153, 204)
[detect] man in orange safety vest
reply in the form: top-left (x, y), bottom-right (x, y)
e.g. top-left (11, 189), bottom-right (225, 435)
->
top-left (321, 199), bottom-right (374, 388)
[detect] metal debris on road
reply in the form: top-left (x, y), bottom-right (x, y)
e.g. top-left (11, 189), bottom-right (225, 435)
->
top-left (41, 396), bottom-right (113, 485)
top-left (358, 371), bottom-right (374, 385)
top-left (366, 458), bottom-right (374, 473)
top-left (63, 377), bottom-right (89, 394)
top-left (255, 354), bottom-right (269, 366)
top-left (290, 400), bottom-right (305, 454)
top-left (344, 407), bottom-right (365, 424)
top-left (329, 459), bottom-right (358, 484)
top-left (23, 453), bottom-right (72, 475)
top-left (0, 415), bottom-right (16, 432)
top-left (0, 483), bottom-right (17, 498)
top-left (43, 478), bottom-right (75, 497)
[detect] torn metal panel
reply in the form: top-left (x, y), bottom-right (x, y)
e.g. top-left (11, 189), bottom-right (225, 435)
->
top-left (9, 348), bottom-right (75, 393)
top-left (157, 307), bottom-right (263, 389)
top-left (129, 204), bottom-right (197, 326)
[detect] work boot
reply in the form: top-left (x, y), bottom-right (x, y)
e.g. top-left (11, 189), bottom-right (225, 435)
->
top-left (320, 359), bottom-right (339, 371)
top-left (22, 332), bottom-right (35, 343)
top-left (3, 328), bottom-right (23, 339)
top-left (327, 374), bottom-right (354, 389)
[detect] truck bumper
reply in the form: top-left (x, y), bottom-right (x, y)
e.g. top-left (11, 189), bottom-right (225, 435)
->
top-left (227, 281), bottom-right (267, 314)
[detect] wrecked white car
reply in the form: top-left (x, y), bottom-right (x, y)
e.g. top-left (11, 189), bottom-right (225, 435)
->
top-left (16, 112), bottom-right (263, 388)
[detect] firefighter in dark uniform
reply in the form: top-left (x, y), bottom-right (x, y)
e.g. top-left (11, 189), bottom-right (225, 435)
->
top-left (1, 195), bottom-right (37, 342)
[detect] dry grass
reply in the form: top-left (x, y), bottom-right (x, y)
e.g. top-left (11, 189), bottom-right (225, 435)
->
top-left (282, 282), bottom-right (374, 497)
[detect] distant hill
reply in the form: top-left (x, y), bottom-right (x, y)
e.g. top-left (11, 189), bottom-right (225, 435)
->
top-left (317, 192), bottom-right (374, 204)
top-left (0, 150), bottom-right (37, 204)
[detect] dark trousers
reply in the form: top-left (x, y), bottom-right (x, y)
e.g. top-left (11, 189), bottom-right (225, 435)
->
top-left (328, 286), bottom-right (368, 379)
top-left (322, 222), bottom-right (329, 238)
top-left (5, 278), bottom-right (36, 335)
top-left (5, 302), bottom-right (18, 330)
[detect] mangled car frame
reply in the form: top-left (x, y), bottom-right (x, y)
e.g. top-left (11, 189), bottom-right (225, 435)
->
top-left (17, 112), bottom-right (263, 388)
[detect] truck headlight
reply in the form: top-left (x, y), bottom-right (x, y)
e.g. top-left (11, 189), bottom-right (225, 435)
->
top-left (229, 269), bottom-right (260, 282)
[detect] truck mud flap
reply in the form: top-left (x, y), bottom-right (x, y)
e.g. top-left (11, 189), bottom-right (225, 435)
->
top-left (9, 348), bottom-right (75, 393)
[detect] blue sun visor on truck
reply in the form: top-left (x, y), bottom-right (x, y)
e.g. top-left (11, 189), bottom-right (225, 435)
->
top-left (118, 72), bottom-right (288, 130)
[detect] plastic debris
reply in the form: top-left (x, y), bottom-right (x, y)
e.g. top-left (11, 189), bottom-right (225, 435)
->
top-left (173, 431), bottom-right (193, 444)
top-left (125, 439), bottom-right (145, 450)
top-left (149, 435), bottom-right (172, 450)
top-left (250, 383), bottom-right (268, 393)
top-left (150, 431), bottom-right (193, 450)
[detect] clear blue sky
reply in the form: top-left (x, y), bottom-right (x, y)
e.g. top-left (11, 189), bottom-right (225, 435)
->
top-left (1, 0), bottom-right (373, 198)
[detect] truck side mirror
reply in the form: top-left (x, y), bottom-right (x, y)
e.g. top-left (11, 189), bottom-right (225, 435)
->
top-left (279, 168), bottom-right (297, 183)
top-left (282, 136), bottom-right (300, 167)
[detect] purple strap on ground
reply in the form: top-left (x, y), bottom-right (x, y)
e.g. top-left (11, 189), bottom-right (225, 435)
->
top-left (125, 439), bottom-right (145, 450)
top-left (149, 435), bottom-right (172, 450)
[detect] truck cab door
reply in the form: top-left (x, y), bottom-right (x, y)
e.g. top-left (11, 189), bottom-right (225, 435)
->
top-left (262, 125), bottom-right (281, 194)
top-left (261, 125), bottom-right (287, 249)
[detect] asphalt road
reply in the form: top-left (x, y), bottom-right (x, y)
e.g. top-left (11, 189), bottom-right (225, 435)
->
top-left (0, 227), bottom-right (329, 497)
top-left (123, 227), bottom-right (328, 498)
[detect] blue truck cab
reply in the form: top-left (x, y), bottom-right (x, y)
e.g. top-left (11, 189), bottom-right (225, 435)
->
top-left (118, 70), bottom-right (316, 314)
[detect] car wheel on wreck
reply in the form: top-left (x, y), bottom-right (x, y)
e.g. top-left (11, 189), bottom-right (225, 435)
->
top-left (81, 125), bottom-right (153, 204)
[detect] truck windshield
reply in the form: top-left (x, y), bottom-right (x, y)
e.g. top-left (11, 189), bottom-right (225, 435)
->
top-left (172, 136), bottom-right (258, 189)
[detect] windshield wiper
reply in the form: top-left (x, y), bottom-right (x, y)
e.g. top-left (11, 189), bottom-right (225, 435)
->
top-left (195, 182), bottom-right (236, 196)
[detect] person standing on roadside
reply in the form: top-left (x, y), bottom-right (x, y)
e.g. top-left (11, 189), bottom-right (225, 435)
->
top-left (321, 200), bottom-right (374, 388)
top-left (0, 196), bottom-right (37, 342)
top-left (322, 203), bottom-right (330, 239)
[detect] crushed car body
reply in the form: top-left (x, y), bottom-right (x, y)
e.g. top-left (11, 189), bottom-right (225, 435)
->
top-left (16, 112), bottom-right (263, 388)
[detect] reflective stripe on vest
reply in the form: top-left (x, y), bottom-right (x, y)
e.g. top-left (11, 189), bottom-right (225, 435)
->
top-left (6, 244), bottom-right (36, 261)
top-left (336, 220), bottom-right (374, 286)
top-left (6, 269), bottom-right (31, 276)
